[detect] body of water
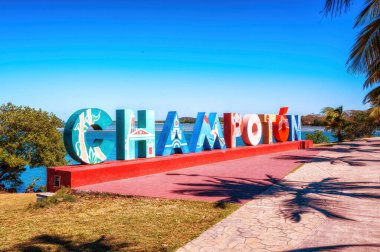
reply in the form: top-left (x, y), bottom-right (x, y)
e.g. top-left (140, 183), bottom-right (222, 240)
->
top-left (17, 125), bottom-right (379, 192)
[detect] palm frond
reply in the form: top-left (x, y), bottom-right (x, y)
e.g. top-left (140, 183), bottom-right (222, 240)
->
top-left (363, 59), bottom-right (380, 88)
top-left (368, 105), bottom-right (380, 117)
top-left (363, 85), bottom-right (380, 104)
top-left (321, 107), bottom-right (335, 114)
top-left (347, 17), bottom-right (380, 81)
top-left (323, 0), bottom-right (352, 16)
top-left (354, 0), bottom-right (380, 27)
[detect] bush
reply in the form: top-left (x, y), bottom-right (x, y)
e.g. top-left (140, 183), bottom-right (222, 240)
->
top-left (306, 130), bottom-right (329, 144)
top-left (343, 110), bottom-right (376, 140)
top-left (31, 187), bottom-right (75, 209)
top-left (0, 103), bottom-right (67, 188)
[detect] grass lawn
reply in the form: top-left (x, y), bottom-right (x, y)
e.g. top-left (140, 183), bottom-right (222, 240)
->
top-left (0, 192), bottom-right (239, 251)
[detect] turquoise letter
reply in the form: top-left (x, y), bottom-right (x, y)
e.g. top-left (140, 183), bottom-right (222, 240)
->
top-left (64, 108), bottom-right (114, 164)
top-left (116, 109), bottom-right (155, 160)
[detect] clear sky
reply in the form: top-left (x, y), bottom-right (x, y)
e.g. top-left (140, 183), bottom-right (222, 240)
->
top-left (0, 0), bottom-right (369, 120)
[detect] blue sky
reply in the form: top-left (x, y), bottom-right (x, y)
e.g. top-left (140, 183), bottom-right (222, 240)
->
top-left (0, 0), bottom-right (369, 120)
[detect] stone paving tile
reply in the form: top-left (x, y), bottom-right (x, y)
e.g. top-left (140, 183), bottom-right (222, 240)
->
top-left (177, 138), bottom-right (380, 252)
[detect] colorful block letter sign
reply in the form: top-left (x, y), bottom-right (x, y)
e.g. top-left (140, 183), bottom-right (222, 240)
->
top-left (64, 108), bottom-right (114, 164)
top-left (63, 107), bottom-right (303, 165)
top-left (156, 111), bottom-right (190, 156)
top-left (189, 112), bottom-right (226, 152)
top-left (116, 109), bottom-right (155, 160)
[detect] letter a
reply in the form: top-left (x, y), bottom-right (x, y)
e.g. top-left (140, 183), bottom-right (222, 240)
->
top-left (156, 111), bottom-right (189, 156)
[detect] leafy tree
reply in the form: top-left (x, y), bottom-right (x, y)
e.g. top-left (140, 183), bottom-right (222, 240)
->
top-left (323, 0), bottom-right (380, 118)
top-left (322, 106), bottom-right (348, 142)
top-left (0, 103), bottom-right (67, 189)
top-left (344, 110), bottom-right (377, 139)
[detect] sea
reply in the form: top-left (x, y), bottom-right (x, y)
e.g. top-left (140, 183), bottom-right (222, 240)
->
top-left (16, 125), bottom-right (380, 192)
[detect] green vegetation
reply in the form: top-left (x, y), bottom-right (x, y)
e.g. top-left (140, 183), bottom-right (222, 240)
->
top-left (322, 106), bottom-right (347, 142)
top-left (25, 177), bottom-right (46, 193)
top-left (0, 193), bottom-right (239, 251)
top-left (306, 130), bottom-right (329, 144)
top-left (323, 1), bottom-right (379, 119)
top-left (31, 187), bottom-right (75, 209)
top-left (344, 110), bottom-right (377, 140)
top-left (321, 106), bottom-right (377, 142)
top-left (0, 103), bottom-right (67, 191)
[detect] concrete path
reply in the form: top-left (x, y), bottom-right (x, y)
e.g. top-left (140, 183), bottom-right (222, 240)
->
top-left (76, 149), bottom-right (319, 203)
top-left (178, 138), bottom-right (380, 251)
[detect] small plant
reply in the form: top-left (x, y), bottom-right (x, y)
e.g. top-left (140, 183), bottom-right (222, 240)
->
top-left (25, 177), bottom-right (40, 193)
top-left (37, 185), bottom-right (47, 192)
top-left (306, 130), bottom-right (329, 144)
top-left (31, 187), bottom-right (75, 209)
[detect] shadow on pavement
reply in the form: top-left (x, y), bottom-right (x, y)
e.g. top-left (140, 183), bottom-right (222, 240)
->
top-left (168, 173), bottom-right (380, 223)
top-left (286, 243), bottom-right (380, 251)
top-left (167, 173), bottom-right (273, 203)
top-left (275, 153), bottom-right (378, 166)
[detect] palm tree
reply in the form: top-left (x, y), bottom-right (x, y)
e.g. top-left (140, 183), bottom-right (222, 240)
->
top-left (323, 0), bottom-right (380, 116)
top-left (322, 106), bottom-right (347, 142)
top-left (363, 85), bottom-right (380, 117)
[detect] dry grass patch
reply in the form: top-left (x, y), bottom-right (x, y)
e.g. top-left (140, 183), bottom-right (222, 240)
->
top-left (0, 192), bottom-right (239, 251)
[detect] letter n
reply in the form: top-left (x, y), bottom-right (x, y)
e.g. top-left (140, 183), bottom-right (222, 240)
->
top-left (287, 115), bottom-right (301, 141)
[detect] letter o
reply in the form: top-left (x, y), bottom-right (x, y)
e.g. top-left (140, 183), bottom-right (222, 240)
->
top-left (273, 115), bottom-right (290, 142)
top-left (242, 114), bottom-right (262, 146)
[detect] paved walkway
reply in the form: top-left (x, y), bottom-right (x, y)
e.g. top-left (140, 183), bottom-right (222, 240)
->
top-left (76, 149), bottom-right (319, 203)
top-left (178, 138), bottom-right (380, 251)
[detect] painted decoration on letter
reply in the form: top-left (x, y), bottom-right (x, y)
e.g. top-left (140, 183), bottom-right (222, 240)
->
top-left (209, 113), bottom-right (226, 149)
top-left (287, 115), bottom-right (302, 141)
top-left (116, 109), bottom-right (155, 160)
top-left (189, 112), bottom-right (226, 152)
top-left (156, 111), bottom-right (189, 156)
top-left (224, 113), bottom-right (244, 148)
top-left (258, 114), bottom-right (275, 144)
top-left (242, 114), bottom-right (262, 146)
top-left (64, 108), bottom-right (114, 164)
top-left (273, 107), bottom-right (290, 142)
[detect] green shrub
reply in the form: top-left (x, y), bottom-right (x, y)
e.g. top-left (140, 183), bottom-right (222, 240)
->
top-left (31, 187), bottom-right (75, 209)
top-left (343, 110), bottom-right (376, 140)
top-left (306, 130), bottom-right (329, 144)
top-left (0, 103), bottom-right (67, 188)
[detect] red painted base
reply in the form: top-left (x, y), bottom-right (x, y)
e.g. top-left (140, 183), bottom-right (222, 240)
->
top-left (47, 140), bottom-right (313, 192)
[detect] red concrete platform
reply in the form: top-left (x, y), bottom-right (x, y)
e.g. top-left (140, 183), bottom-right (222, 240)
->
top-left (47, 140), bottom-right (312, 192)
top-left (75, 148), bottom-right (319, 203)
